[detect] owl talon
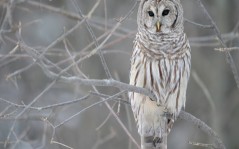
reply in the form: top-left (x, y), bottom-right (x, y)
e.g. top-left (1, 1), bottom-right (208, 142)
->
top-left (153, 137), bottom-right (162, 147)
top-left (162, 111), bottom-right (173, 119)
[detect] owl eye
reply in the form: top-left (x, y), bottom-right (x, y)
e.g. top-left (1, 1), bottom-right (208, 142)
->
top-left (148, 11), bottom-right (154, 17)
top-left (162, 9), bottom-right (170, 16)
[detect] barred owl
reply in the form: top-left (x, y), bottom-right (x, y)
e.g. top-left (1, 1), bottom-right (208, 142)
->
top-left (129, 0), bottom-right (191, 148)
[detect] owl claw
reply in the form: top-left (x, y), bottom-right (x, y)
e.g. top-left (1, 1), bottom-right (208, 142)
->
top-left (163, 111), bottom-right (173, 119)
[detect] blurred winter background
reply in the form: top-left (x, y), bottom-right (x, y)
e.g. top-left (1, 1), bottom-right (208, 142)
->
top-left (0, 0), bottom-right (239, 149)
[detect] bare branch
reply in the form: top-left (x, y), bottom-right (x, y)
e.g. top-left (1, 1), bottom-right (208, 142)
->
top-left (4, 80), bottom-right (57, 148)
top-left (189, 141), bottom-right (215, 149)
top-left (0, 94), bottom-right (90, 110)
top-left (194, 0), bottom-right (239, 88)
top-left (215, 47), bottom-right (239, 52)
top-left (184, 18), bottom-right (213, 29)
top-left (54, 91), bottom-right (125, 127)
top-left (179, 111), bottom-right (226, 149)
top-left (40, 66), bottom-right (155, 100)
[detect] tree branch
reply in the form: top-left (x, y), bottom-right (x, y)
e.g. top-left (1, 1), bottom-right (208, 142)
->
top-left (179, 111), bottom-right (226, 149)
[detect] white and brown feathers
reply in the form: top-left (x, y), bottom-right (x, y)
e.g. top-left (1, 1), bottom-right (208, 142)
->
top-left (129, 0), bottom-right (191, 148)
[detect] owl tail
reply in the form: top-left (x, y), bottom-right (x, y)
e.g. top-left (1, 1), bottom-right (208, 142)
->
top-left (141, 135), bottom-right (167, 149)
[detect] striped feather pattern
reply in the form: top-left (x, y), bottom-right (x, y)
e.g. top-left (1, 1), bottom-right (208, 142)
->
top-left (129, 32), bottom-right (191, 138)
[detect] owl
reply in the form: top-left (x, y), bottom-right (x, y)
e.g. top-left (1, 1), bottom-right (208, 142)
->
top-left (129, 0), bottom-right (191, 149)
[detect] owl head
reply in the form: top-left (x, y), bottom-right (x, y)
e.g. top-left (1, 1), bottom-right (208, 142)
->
top-left (137, 0), bottom-right (184, 34)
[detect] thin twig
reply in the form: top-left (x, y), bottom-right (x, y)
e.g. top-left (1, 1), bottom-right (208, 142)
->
top-left (215, 47), bottom-right (239, 52)
top-left (4, 80), bottom-right (57, 148)
top-left (189, 141), bottom-right (215, 149)
top-left (192, 71), bottom-right (215, 111)
top-left (6, 20), bottom-right (85, 79)
top-left (0, 94), bottom-right (90, 110)
top-left (179, 111), bottom-right (226, 149)
top-left (55, 91), bottom-right (126, 128)
top-left (92, 127), bottom-right (116, 149)
top-left (194, 0), bottom-right (239, 88)
top-left (51, 141), bottom-right (73, 149)
top-left (26, 1), bottom-right (82, 20)
top-left (95, 102), bottom-right (117, 131)
top-left (184, 18), bottom-right (213, 29)
top-left (87, 0), bottom-right (102, 18)
top-left (71, 0), bottom-right (112, 79)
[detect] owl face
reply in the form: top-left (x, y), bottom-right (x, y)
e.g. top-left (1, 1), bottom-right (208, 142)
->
top-left (139, 0), bottom-right (182, 34)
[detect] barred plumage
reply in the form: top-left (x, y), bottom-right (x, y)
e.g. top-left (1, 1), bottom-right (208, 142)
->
top-left (129, 0), bottom-right (191, 149)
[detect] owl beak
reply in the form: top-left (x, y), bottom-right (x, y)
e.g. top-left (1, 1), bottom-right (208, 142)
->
top-left (156, 21), bottom-right (161, 32)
